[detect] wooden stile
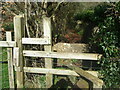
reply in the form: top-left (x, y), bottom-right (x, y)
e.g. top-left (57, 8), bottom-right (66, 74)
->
top-left (23, 50), bottom-right (102, 60)
top-left (0, 13), bottom-right (104, 89)
top-left (6, 31), bottom-right (15, 88)
top-left (43, 17), bottom-right (53, 88)
top-left (14, 15), bottom-right (24, 88)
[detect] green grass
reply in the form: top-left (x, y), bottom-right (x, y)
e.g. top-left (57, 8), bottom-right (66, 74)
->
top-left (0, 48), bottom-right (9, 88)
top-left (0, 48), bottom-right (7, 61)
top-left (1, 63), bottom-right (9, 88)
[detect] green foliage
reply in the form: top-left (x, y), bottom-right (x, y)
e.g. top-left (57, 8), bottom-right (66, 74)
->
top-left (71, 59), bottom-right (78, 63)
top-left (2, 22), bottom-right (14, 31)
top-left (99, 57), bottom-right (120, 88)
top-left (93, 3), bottom-right (108, 23)
top-left (89, 2), bottom-right (120, 88)
top-left (74, 10), bottom-right (94, 22)
top-left (0, 48), bottom-right (9, 88)
top-left (74, 3), bottom-right (109, 24)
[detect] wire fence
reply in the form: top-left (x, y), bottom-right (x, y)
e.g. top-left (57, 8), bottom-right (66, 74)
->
top-left (0, 45), bottom-right (101, 88)
top-left (24, 57), bottom-right (101, 70)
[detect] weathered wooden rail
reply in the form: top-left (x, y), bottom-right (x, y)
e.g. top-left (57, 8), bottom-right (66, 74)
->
top-left (0, 41), bottom-right (16, 47)
top-left (0, 14), bottom-right (103, 89)
top-left (22, 38), bottom-right (50, 45)
top-left (23, 50), bottom-right (102, 60)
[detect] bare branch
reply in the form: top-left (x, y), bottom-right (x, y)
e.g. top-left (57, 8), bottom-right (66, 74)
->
top-left (50, 0), bottom-right (64, 18)
top-left (25, 0), bottom-right (30, 38)
top-left (35, 20), bottom-right (39, 38)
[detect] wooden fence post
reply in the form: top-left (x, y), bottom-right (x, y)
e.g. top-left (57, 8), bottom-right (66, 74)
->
top-left (14, 15), bottom-right (24, 88)
top-left (6, 31), bottom-right (15, 88)
top-left (43, 17), bottom-right (53, 88)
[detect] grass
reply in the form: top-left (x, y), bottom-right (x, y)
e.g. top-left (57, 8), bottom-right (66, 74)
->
top-left (0, 48), bottom-right (7, 62)
top-left (0, 48), bottom-right (9, 88)
top-left (1, 63), bottom-right (9, 88)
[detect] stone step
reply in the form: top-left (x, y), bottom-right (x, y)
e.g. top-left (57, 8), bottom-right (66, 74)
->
top-left (53, 43), bottom-right (89, 53)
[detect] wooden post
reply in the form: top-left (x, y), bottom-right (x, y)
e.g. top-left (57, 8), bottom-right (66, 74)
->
top-left (13, 47), bottom-right (19, 67)
top-left (43, 17), bottom-right (53, 88)
top-left (14, 15), bottom-right (24, 88)
top-left (6, 31), bottom-right (15, 88)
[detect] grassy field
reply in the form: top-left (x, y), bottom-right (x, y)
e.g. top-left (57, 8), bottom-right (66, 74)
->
top-left (0, 48), bottom-right (9, 88)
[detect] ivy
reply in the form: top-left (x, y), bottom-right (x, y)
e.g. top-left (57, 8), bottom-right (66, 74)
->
top-left (90, 2), bottom-right (120, 88)
top-left (74, 2), bottom-right (120, 88)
